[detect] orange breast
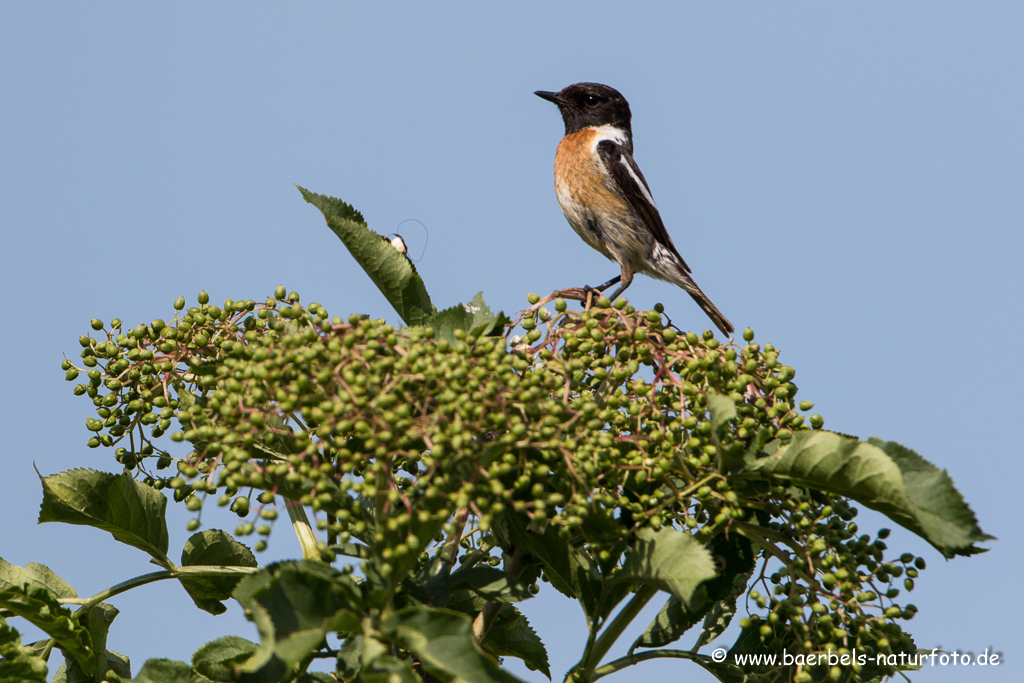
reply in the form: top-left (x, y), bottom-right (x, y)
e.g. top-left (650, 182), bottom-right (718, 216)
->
top-left (554, 128), bottom-right (630, 219)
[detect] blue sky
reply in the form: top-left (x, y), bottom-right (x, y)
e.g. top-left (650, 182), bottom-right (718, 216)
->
top-left (1, 3), bottom-right (1021, 682)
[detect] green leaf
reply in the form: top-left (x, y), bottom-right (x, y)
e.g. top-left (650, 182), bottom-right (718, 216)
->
top-left (234, 561), bottom-right (363, 683)
top-left (725, 625), bottom-right (775, 673)
top-left (707, 392), bottom-right (743, 472)
top-left (129, 659), bottom-right (203, 683)
top-left (55, 646), bottom-right (131, 683)
top-left (690, 655), bottom-right (748, 683)
top-left (298, 186), bottom-right (434, 325)
top-left (447, 592), bottom-right (550, 679)
top-left (0, 584), bottom-right (93, 676)
top-left (428, 292), bottom-right (505, 342)
top-left (449, 566), bottom-right (534, 604)
top-left (501, 511), bottom-right (602, 620)
top-left (707, 392), bottom-right (736, 434)
top-left (634, 595), bottom-right (698, 652)
top-left (0, 559), bottom-right (76, 600)
top-left (740, 431), bottom-right (992, 557)
top-left (0, 617), bottom-right (48, 682)
top-left (37, 469), bottom-right (172, 569)
top-left (192, 635), bottom-right (258, 682)
top-left (480, 605), bottom-right (550, 680)
top-left (383, 606), bottom-right (526, 683)
top-left (179, 530), bottom-right (258, 615)
top-left (616, 527), bottom-right (717, 606)
top-left (68, 603), bottom-right (123, 682)
top-left (868, 437), bottom-right (994, 555)
top-left (335, 635), bottom-right (362, 680)
top-left (691, 534), bottom-right (756, 652)
top-left (691, 572), bottom-right (750, 653)
top-left (362, 655), bottom-right (420, 683)
top-left (634, 539), bottom-right (754, 653)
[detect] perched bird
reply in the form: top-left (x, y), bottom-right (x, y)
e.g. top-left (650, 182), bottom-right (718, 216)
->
top-left (535, 82), bottom-right (733, 336)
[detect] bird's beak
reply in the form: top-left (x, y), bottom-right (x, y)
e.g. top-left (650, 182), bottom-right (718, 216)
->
top-left (534, 90), bottom-right (566, 106)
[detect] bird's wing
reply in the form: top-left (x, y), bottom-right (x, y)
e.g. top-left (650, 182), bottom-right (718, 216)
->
top-left (597, 139), bottom-right (691, 274)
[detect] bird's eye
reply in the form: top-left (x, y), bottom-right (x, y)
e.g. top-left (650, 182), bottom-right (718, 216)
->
top-left (584, 94), bottom-right (601, 107)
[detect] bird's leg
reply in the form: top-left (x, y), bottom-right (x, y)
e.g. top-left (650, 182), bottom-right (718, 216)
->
top-left (587, 274), bottom-right (621, 293)
top-left (605, 264), bottom-right (634, 302)
top-left (581, 274), bottom-right (621, 309)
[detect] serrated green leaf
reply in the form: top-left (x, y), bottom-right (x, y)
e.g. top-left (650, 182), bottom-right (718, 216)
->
top-left (741, 431), bottom-right (992, 557)
top-left (72, 603), bottom-right (121, 681)
top-left (298, 186), bottom-right (434, 325)
top-left (693, 534), bottom-right (755, 651)
top-left (56, 646), bottom-right (131, 683)
top-left (0, 584), bottom-right (93, 676)
top-left (690, 655), bottom-right (748, 683)
top-left (707, 392), bottom-right (736, 434)
top-left (725, 625), bottom-right (775, 673)
top-left (0, 559), bottom-right (76, 600)
top-left (867, 437), bottom-right (993, 555)
top-left (428, 292), bottom-right (505, 342)
top-left (334, 635), bottom-right (362, 680)
top-left (0, 617), bottom-right (48, 682)
top-left (296, 673), bottom-right (340, 683)
top-left (692, 571), bottom-right (750, 652)
top-left (362, 654), bottom-right (420, 683)
top-left (446, 592), bottom-right (550, 679)
top-left (37, 469), bottom-right (172, 569)
top-left (179, 530), bottom-right (258, 615)
top-left (192, 635), bottom-right (258, 682)
top-left (449, 566), bottom-right (534, 604)
top-left (383, 606), bottom-right (525, 683)
top-left (481, 604), bottom-right (550, 679)
top-left (633, 525), bottom-right (762, 652)
top-left (234, 561), bottom-right (363, 683)
top-left (707, 392), bottom-right (743, 472)
top-left (502, 511), bottom-right (595, 603)
top-left (635, 595), bottom-right (700, 652)
top-left (129, 659), bottom-right (203, 683)
top-left (617, 527), bottom-right (717, 606)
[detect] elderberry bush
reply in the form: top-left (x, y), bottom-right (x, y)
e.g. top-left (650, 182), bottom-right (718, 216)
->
top-left (55, 287), bottom-right (980, 682)
top-left (3, 191), bottom-right (989, 683)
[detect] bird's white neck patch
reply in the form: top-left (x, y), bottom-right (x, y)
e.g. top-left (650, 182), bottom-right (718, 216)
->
top-left (588, 124), bottom-right (630, 147)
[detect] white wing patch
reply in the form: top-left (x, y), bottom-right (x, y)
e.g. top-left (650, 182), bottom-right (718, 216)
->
top-left (618, 156), bottom-right (656, 207)
top-left (588, 124), bottom-right (657, 208)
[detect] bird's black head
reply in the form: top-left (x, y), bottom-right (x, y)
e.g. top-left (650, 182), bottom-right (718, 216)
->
top-left (534, 82), bottom-right (632, 136)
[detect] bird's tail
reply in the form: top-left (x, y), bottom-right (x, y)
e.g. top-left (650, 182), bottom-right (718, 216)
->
top-left (670, 270), bottom-right (734, 337)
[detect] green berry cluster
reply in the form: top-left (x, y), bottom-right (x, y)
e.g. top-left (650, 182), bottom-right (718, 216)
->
top-left (63, 288), bottom-right (921, 678)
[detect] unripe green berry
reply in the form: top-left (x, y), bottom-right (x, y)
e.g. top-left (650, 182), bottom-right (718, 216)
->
top-left (198, 290), bottom-right (209, 304)
top-left (230, 496), bottom-right (250, 517)
top-left (90, 319), bottom-right (104, 331)
top-left (174, 297), bottom-right (186, 310)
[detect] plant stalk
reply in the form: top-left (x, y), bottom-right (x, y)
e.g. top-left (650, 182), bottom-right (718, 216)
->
top-left (287, 499), bottom-right (321, 560)
top-left (568, 585), bottom-right (658, 682)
